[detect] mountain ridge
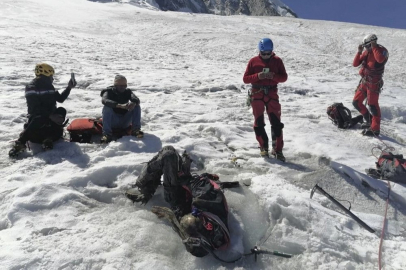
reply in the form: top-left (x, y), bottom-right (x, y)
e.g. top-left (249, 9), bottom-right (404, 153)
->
top-left (112, 0), bottom-right (298, 17)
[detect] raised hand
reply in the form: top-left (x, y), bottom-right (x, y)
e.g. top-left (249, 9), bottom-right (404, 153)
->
top-left (68, 78), bottom-right (77, 89)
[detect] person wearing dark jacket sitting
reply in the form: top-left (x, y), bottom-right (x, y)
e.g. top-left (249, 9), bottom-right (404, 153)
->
top-left (9, 63), bottom-right (76, 157)
top-left (125, 146), bottom-right (236, 257)
top-left (100, 75), bottom-right (143, 143)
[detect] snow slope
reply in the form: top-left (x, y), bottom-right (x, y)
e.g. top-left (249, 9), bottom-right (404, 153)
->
top-left (0, 0), bottom-right (405, 269)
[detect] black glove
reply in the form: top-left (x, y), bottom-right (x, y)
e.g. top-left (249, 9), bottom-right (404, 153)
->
top-left (68, 78), bottom-right (77, 89)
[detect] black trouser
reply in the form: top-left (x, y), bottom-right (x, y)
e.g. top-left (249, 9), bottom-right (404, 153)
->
top-left (19, 107), bottom-right (66, 144)
top-left (18, 115), bottom-right (50, 143)
top-left (135, 146), bottom-right (187, 212)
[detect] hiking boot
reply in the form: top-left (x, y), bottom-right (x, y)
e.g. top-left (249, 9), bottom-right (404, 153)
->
top-left (100, 134), bottom-right (112, 144)
top-left (42, 138), bottom-right (53, 150)
top-left (131, 129), bottom-right (144, 138)
top-left (260, 148), bottom-right (269, 157)
top-left (9, 141), bottom-right (27, 157)
top-left (365, 168), bottom-right (381, 179)
top-left (362, 128), bottom-right (380, 137)
top-left (361, 122), bottom-right (371, 129)
top-left (271, 149), bottom-right (286, 162)
top-left (125, 187), bottom-right (152, 205)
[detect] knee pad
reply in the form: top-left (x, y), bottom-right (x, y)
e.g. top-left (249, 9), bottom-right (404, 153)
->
top-left (254, 126), bottom-right (266, 136)
top-left (269, 113), bottom-right (284, 137)
top-left (255, 115), bottom-right (265, 128)
top-left (369, 105), bottom-right (379, 116)
top-left (352, 100), bottom-right (360, 111)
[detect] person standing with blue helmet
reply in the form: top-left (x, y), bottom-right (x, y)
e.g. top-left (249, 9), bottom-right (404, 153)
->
top-left (243, 38), bottom-right (288, 161)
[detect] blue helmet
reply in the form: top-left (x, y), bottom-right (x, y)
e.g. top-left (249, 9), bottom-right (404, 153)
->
top-left (258, 38), bottom-right (273, 52)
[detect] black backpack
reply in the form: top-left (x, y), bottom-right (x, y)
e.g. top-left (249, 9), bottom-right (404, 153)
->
top-left (189, 173), bottom-right (229, 228)
top-left (327, 103), bottom-right (363, 129)
top-left (183, 173), bottom-right (231, 255)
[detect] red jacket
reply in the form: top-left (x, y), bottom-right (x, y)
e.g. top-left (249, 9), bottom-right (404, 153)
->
top-left (243, 53), bottom-right (288, 88)
top-left (353, 45), bottom-right (389, 83)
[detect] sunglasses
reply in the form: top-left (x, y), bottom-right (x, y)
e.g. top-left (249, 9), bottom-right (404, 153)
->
top-left (115, 85), bottom-right (127, 91)
top-left (260, 51), bottom-right (272, 56)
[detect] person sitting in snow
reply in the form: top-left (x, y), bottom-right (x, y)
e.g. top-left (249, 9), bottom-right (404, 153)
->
top-left (125, 146), bottom-right (236, 257)
top-left (352, 34), bottom-right (389, 137)
top-left (9, 63), bottom-right (77, 157)
top-left (100, 75), bottom-right (143, 143)
top-left (243, 38), bottom-right (288, 162)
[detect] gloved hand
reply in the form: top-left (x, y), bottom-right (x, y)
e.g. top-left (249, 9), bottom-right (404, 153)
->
top-left (68, 78), bottom-right (77, 89)
top-left (358, 44), bottom-right (364, 53)
top-left (258, 72), bottom-right (267, 80)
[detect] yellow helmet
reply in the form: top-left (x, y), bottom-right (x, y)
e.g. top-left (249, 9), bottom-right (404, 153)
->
top-left (35, 63), bottom-right (55, 77)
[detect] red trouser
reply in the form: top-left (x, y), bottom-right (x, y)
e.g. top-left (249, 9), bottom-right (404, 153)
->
top-left (353, 81), bottom-right (381, 131)
top-left (251, 92), bottom-right (284, 151)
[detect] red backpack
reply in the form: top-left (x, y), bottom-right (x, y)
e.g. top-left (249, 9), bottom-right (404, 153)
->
top-left (366, 151), bottom-right (406, 184)
top-left (67, 118), bottom-right (132, 143)
top-left (67, 118), bottom-right (103, 143)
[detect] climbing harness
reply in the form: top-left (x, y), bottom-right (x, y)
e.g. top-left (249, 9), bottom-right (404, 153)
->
top-left (247, 85), bottom-right (277, 107)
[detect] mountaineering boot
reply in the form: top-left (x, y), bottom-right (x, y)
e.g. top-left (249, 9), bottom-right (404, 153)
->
top-left (362, 128), bottom-right (380, 137)
top-left (125, 187), bottom-right (152, 205)
top-left (365, 168), bottom-right (381, 179)
top-left (42, 138), bottom-right (53, 150)
top-left (131, 129), bottom-right (144, 138)
top-left (100, 134), bottom-right (112, 144)
top-left (9, 141), bottom-right (27, 157)
top-left (361, 122), bottom-right (371, 129)
top-left (260, 148), bottom-right (269, 157)
top-left (271, 149), bottom-right (286, 162)
top-left (361, 113), bottom-right (372, 129)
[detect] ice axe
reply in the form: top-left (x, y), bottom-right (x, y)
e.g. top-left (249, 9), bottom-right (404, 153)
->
top-left (310, 184), bottom-right (375, 233)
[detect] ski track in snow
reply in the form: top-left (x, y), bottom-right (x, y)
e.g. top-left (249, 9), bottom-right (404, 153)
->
top-left (1, 0), bottom-right (406, 269)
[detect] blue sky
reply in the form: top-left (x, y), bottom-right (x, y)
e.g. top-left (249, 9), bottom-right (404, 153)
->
top-left (282, 0), bottom-right (406, 29)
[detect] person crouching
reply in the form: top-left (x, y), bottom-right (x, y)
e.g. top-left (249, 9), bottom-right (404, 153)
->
top-left (100, 75), bottom-right (143, 143)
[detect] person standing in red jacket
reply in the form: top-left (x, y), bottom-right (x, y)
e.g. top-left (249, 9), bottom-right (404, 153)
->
top-left (352, 34), bottom-right (389, 137)
top-left (243, 38), bottom-right (288, 161)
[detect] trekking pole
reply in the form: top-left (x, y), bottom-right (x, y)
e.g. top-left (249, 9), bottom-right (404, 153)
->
top-left (310, 184), bottom-right (375, 233)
